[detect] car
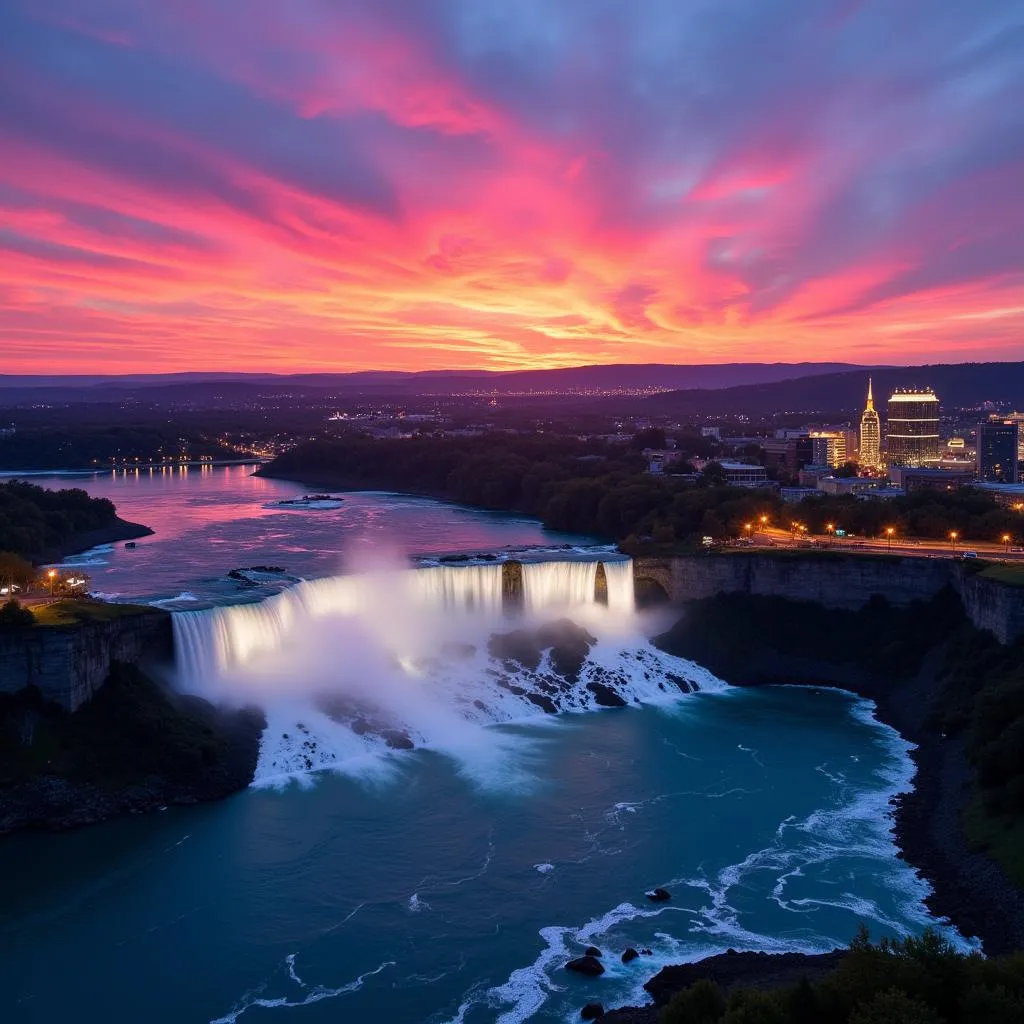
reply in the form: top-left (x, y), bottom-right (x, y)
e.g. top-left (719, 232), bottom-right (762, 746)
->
top-left (960, 551), bottom-right (978, 559)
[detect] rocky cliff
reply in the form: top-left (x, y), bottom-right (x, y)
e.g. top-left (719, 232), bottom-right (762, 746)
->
top-left (0, 607), bottom-right (173, 711)
top-left (635, 552), bottom-right (1024, 644)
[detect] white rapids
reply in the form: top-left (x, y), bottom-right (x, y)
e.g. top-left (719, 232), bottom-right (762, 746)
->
top-left (171, 558), bottom-right (724, 783)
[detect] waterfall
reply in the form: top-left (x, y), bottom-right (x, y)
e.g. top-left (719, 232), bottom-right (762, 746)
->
top-left (408, 564), bottom-right (504, 615)
top-left (168, 556), bottom-right (725, 782)
top-left (520, 560), bottom-right (599, 612)
top-left (603, 559), bottom-right (636, 614)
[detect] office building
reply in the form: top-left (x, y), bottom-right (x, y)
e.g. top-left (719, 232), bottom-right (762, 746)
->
top-left (977, 421), bottom-right (1020, 483)
top-left (858, 378), bottom-right (882, 469)
top-left (715, 461), bottom-right (768, 488)
top-left (809, 431), bottom-right (848, 469)
top-left (886, 389), bottom-right (940, 467)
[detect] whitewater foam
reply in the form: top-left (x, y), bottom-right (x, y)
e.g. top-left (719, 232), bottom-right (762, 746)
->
top-left (170, 558), bottom-right (725, 786)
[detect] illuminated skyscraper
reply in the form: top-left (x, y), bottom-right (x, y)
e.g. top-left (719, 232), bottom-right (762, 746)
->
top-left (977, 421), bottom-right (1020, 483)
top-left (886, 388), bottom-right (941, 467)
top-left (858, 378), bottom-right (881, 469)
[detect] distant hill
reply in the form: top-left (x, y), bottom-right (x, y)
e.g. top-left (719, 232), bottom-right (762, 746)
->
top-left (610, 362), bottom-right (1024, 417)
top-left (0, 362), bottom-right (856, 404)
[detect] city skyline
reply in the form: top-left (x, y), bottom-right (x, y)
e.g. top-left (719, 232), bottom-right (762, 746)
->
top-left (0, 1), bottom-right (1022, 374)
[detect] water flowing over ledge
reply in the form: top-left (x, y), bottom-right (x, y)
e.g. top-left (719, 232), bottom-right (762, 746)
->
top-left (170, 558), bottom-right (724, 782)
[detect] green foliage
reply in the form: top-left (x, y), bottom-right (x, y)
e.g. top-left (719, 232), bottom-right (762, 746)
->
top-left (0, 662), bottom-right (241, 787)
top-left (0, 598), bottom-right (35, 631)
top-left (848, 989), bottom-right (941, 1024)
top-left (661, 979), bottom-right (727, 1024)
top-left (0, 425), bottom-right (232, 470)
top-left (0, 480), bottom-right (119, 559)
top-left (655, 929), bottom-right (1024, 1024)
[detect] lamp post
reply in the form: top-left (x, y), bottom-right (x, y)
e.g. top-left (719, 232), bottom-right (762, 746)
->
top-left (1003, 533), bottom-right (1011, 554)
top-left (759, 515), bottom-right (768, 533)
top-left (949, 530), bottom-right (959, 554)
top-left (886, 527), bottom-right (895, 551)
top-left (744, 522), bottom-right (752, 542)
top-left (826, 523), bottom-right (835, 545)
top-left (47, 568), bottom-right (57, 597)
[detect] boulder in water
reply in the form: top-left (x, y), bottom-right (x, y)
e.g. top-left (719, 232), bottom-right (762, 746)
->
top-left (488, 628), bottom-right (543, 672)
top-left (382, 729), bottom-right (414, 750)
top-left (646, 887), bottom-right (671, 902)
top-left (565, 955), bottom-right (604, 977)
top-left (622, 947), bottom-right (640, 964)
top-left (584, 945), bottom-right (603, 958)
top-left (581, 1002), bottom-right (604, 1020)
top-left (586, 682), bottom-right (627, 708)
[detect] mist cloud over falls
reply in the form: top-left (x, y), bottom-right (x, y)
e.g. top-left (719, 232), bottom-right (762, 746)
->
top-left (171, 559), bottom-right (724, 785)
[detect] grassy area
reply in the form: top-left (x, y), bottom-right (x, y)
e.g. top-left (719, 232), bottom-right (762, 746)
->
top-left (30, 599), bottom-right (155, 627)
top-left (977, 563), bottom-right (1024, 587)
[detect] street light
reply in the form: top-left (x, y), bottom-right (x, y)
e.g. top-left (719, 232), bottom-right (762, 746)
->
top-left (949, 530), bottom-right (959, 554)
top-left (1003, 533), bottom-right (1011, 554)
top-left (826, 523), bottom-right (835, 545)
top-left (886, 527), bottom-right (895, 551)
top-left (47, 568), bottom-right (57, 597)
top-left (759, 515), bottom-right (768, 530)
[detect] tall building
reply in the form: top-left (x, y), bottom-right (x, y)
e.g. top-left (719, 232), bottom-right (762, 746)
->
top-left (886, 388), bottom-right (940, 467)
top-left (809, 431), bottom-right (848, 469)
top-left (1003, 412), bottom-right (1024, 462)
top-left (977, 421), bottom-right (1020, 483)
top-left (858, 378), bottom-right (882, 469)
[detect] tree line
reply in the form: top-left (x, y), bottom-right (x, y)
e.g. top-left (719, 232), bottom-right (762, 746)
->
top-left (0, 480), bottom-right (119, 560)
top-left (262, 434), bottom-right (1024, 547)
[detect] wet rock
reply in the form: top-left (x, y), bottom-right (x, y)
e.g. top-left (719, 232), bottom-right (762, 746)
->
top-left (488, 629), bottom-right (543, 671)
top-left (566, 955), bottom-right (605, 977)
top-left (382, 729), bottom-right (414, 751)
top-left (646, 887), bottom-right (671, 902)
top-left (622, 948), bottom-right (639, 964)
top-left (526, 692), bottom-right (558, 714)
top-left (351, 718), bottom-right (369, 735)
top-left (587, 682), bottom-right (627, 708)
top-left (584, 946), bottom-right (603, 958)
top-left (581, 1002), bottom-right (604, 1020)
top-left (664, 672), bottom-right (691, 694)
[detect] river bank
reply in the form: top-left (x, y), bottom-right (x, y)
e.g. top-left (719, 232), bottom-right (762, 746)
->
top-left (34, 516), bottom-right (153, 564)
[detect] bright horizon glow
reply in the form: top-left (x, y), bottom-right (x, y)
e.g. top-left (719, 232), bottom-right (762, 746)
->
top-left (1, 1), bottom-right (1023, 374)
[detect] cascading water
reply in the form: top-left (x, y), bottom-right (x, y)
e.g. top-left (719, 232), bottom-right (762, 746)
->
top-left (171, 558), bottom-right (725, 782)
top-left (602, 558), bottom-right (635, 614)
top-left (520, 560), bottom-right (600, 612)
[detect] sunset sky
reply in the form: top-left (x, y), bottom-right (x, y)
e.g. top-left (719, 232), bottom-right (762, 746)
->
top-left (1, 0), bottom-right (1022, 374)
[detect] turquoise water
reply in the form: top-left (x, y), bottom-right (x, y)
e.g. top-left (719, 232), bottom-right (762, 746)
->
top-left (0, 471), bottom-right (968, 1023)
top-left (0, 689), bottom-right (962, 1024)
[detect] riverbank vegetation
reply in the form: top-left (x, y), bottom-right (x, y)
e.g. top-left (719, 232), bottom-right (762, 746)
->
top-left (659, 928), bottom-right (1024, 1024)
top-left (0, 480), bottom-right (120, 559)
top-left (262, 434), bottom-right (1024, 548)
top-left (0, 663), bottom-right (264, 832)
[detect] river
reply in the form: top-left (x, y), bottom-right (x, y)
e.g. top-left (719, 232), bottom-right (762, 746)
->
top-left (0, 467), bottom-right (970, 1023)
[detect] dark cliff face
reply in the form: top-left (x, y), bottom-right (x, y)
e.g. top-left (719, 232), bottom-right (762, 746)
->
top-left (0, 662), bottom-right (264, 834)
top-left (635, 553), bottom-right (1024, 645)
top-left (0, 607), bottom-right (173, 711)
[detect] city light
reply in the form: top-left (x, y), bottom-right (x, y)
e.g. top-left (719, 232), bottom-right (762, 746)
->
top-left (886, 526), bottom-right (895, 551)
top-left (1003, 533), bottom-right (1012, 553)
top-left (949, 530), bottom-right (959, 553)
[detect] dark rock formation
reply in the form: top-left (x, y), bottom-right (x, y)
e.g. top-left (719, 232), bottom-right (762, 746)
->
top-left (565, 956), bottom-right (604, 977)
top-left (587, 682), bottom-right (627, 707)
top-left (621, 948), bottom-right (639, 964)
top-left (381, 729), bottom-right (414, 750)
top-left (526, 692), bottom-right (558, 714)
top-left (0, 605), bottom-right (173, 711)
top-left (645, 887), bottom-right (671, 902)
top-left (584, 946), bottom-right (603, 958)
top-left (0, 662), bottom-right (264, 834)
top-left (602, 950), bottom-right (847, 1023)
top-left (581, 1002), bottom-right (604, 1020)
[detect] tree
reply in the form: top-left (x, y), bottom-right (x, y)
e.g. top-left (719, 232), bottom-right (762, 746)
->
top-left (849, 989), bottom-right (942, 1024)
top-left (0, 551), bottom-right (35, 590)
top-left (0, 599), bottom-right (35, 631)
top-left (661, 979), bottom-right (726, 1024)
top-left (835, 461), bottom-right (859, 478)
top-left (631, 427), bottom-right (667, 451)
top-left (699, 462), bottom-right (729, 488)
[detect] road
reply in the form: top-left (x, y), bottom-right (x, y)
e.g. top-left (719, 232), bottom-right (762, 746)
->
top-left (748, 526), bottom-right (1024, 562)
